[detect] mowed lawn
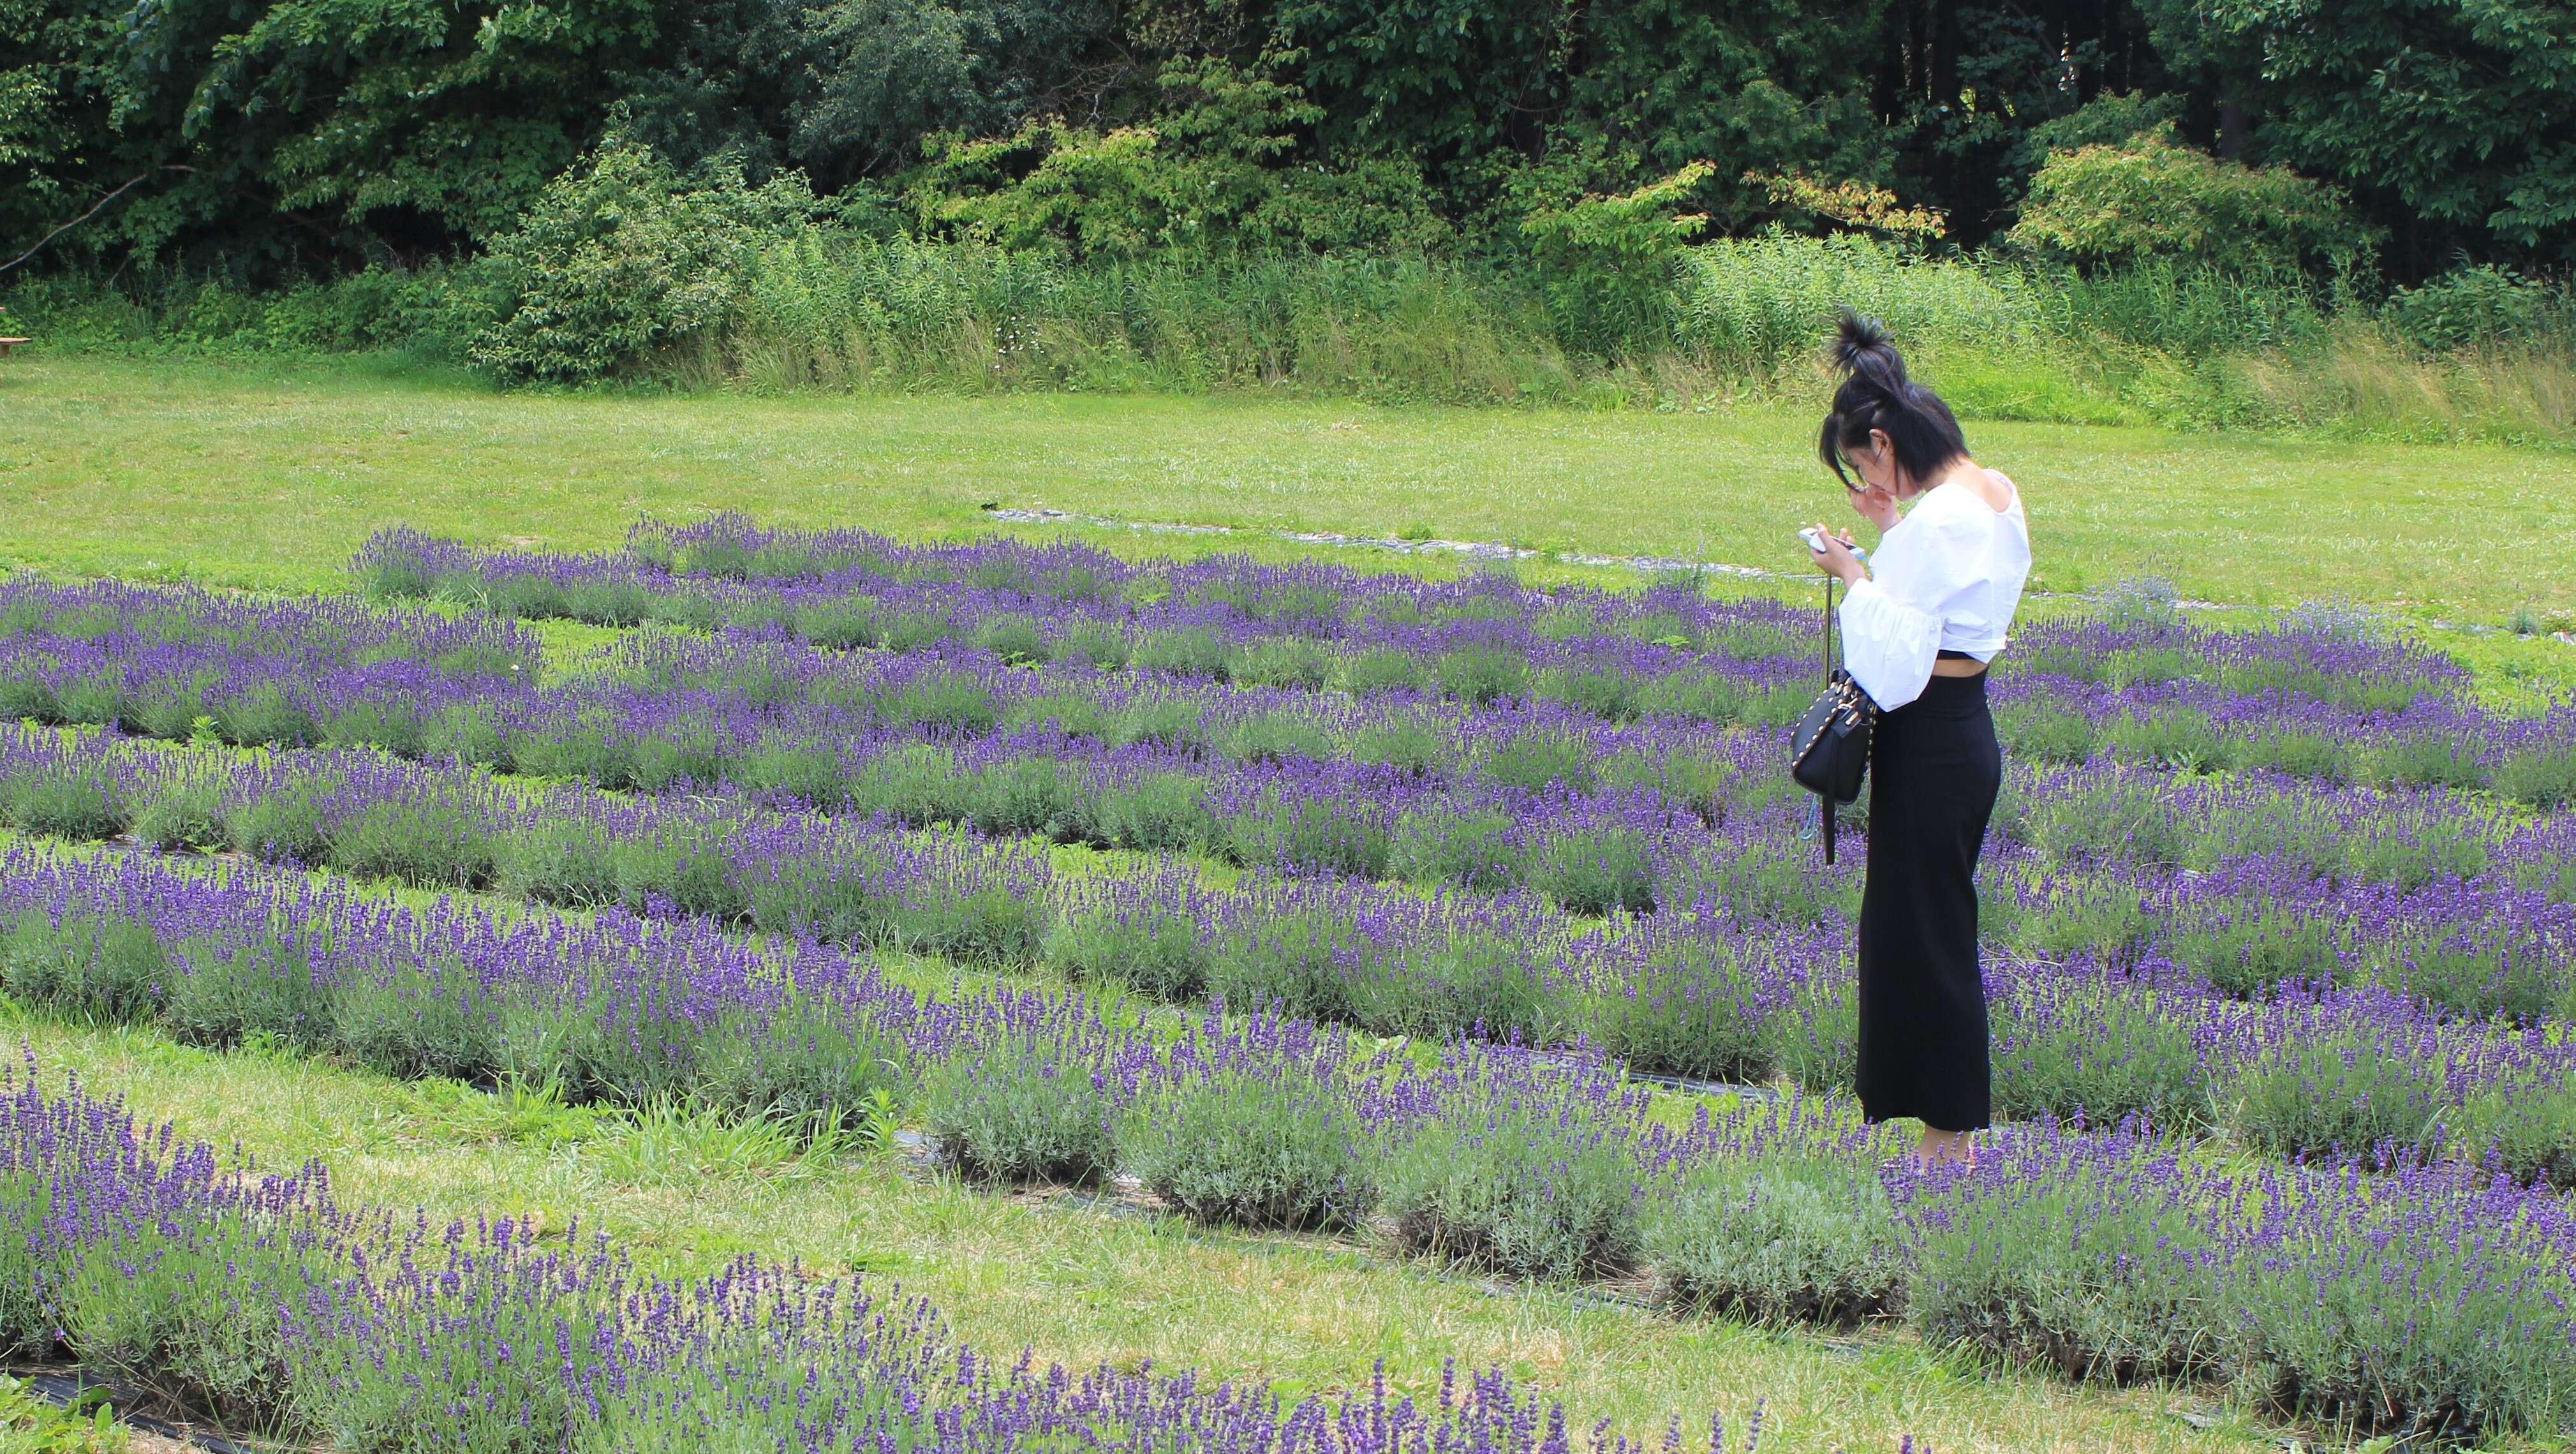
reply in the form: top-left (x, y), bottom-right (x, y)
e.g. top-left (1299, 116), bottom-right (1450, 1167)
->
top-left (9, 352), bottom-right (2576, 619)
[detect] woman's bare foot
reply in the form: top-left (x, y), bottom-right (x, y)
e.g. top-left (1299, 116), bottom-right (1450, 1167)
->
top-left (1916, 1125), bottom-right (1976, 1169)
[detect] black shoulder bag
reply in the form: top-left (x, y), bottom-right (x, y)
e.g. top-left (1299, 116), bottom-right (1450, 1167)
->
top-left (1788, 575), bottom-right (1876, 864)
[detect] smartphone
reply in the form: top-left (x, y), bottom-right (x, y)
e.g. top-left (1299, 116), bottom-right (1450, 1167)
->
top-left (1798, 527), bottom-right (1867, 559)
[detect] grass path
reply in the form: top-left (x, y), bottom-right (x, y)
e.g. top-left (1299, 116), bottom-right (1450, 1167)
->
top-left (8, 353), bottom-right (2575, 619)
top-left (5, 1013), bottom-right (2283, 1454)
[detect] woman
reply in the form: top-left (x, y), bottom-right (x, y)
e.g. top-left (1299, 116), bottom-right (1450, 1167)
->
top-left (1805, 310), bottom-right (2030, 1168)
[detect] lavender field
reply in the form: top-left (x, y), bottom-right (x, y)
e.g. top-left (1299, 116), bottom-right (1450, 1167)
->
top-left (0, 517), bottom-right (2569, 1451)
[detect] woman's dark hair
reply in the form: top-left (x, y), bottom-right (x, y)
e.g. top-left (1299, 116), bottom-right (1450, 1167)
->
top-left (1817, 309), bottom-right (1967, 490)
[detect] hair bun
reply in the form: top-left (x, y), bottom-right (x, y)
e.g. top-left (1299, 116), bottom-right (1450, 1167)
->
top-left (1830, 308), bottom-right (1906, 391)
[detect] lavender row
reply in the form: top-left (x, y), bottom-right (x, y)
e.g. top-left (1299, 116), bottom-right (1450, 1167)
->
top-left (1, 729), bottom-right (2569, 1171)
top-left (6, 615), bottom-right (2572, 933)
top-left (4, 850), bottom-right (2570, 1444)
top-left (0, 1068), bottom-right (1805, 1454)
top-left (357, 517), bottom-right (2485, 723)
top-left (10, 578), bottom-right (2573, 817)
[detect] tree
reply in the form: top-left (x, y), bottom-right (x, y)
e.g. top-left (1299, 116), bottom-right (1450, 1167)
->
top-left (2140, 0), bottom-right (2576, 267)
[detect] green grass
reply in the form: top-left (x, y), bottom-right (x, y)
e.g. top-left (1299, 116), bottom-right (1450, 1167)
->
top-left (7, 353), bottom-right (2576, 623)
top-left (3, 1011), bottom-right (2286, 1454)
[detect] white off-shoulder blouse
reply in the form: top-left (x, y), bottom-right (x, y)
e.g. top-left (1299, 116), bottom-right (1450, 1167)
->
top-left (1839, 477), bottom-right (2030, 710)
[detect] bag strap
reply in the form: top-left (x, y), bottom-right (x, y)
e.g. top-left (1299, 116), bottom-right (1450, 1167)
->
top-left (1821, 572), bottom-right (1838, 864)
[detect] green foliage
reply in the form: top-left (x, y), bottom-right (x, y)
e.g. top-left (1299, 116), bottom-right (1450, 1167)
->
top-left (2143, 0), bottom-right (2576, 261)
top-left (467, 142), bottom-right (819, 383)
top-left (1121, 1066), bottom-right (1375, 1230)
top-left (2010, 128), bottom-right (2378, 276)
top-left (1514, 162), bottom-right (1712, 353)
top-left (921, 1037), bottom-right (1116, 1183)
top-left (1645, 1155), bottom-right (1903, 1327)
top-left (1379, 1100), bottom-right (1640, 1281)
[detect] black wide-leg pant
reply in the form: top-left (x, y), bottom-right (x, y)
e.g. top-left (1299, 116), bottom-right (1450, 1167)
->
top-left (1855, 671), bottom-right (2001, 1132)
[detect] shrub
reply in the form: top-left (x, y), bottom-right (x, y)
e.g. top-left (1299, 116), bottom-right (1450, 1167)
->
top-left (1045, 903), bottom-right (1208, 1001)
top-left (1230, 639), bottom-right (1332, 690)
top-left (2493, 741), bottom-right (2576, 810)
top-left (886, 880), bottom-right (1046, 966)
top-left (1478, 729), bottom-right (1594, 793)
top-left (1661, 839), bottom-right (1859, 927)
top-left (2226, 1033), bottom-right (2445, 1163)
top-left (223, 776), bottom-right (339, 864)
top-left (1379, 1100), bottom-right (1639, 1280)
top-left (1109, 699), bottom-right (1213, 755)
top-left (922, 1038), bottom-right (1116, 1184)
top-left (1336, 648), bottom-right (1427, 695)
top-left (2166, 896), bottom-right (2346, 997)
top-left (1224, 790), bottom-right (1389, 879)
top-left (0, 910), bottom-right (167, 1024)
top-left (2455, 1081), bottom-right (2576, 1191)
top-left (736, 738), bottom-right (852, 810)
top-left (133, 777), bottom-right (228, 853)
top-left (1206, 904), bottom-right (1363, 1024)
top-left (1348, 720), bottom-right (1448, 775)
top-left (2224, 1191), bottom-right (2576, 1442)
top-left (1220, 711), bottom-right (1336, 765)
top-left (1122, 1067), bottom-right (1374, 1231)
top-left (324, 799), bottom-right (496, 889)
top-left (694, 991), bottom-right (910, 1131)
top-left (849, 742), bottom-right (974, 826)
top-left (330, 964), bottom-right (505, 1082)
top-left (1776, 974), bottom-right (1858, 1095)
top-left (0, 768), bottom-right (128, 841)
top-left (795, 598), bottom-right (882, 649)
top-left (493, 818), bottom-right (624, 909)
top-left (1100, 773), bottom-right (1218, 853)
top-left (1433, 647), bottom-right (1527, 707)
top-left (468, 142), bottom-right (817, 383)
top-left (166, 930), bottom-right (336, 1050)
top-left (973, 613), bottom-right (1051, 666)
top-left (1059, 620), bottom-right (1131, 669)
top-left (1990, 986), bottom-right (2205, 1131)
top-left (1132, 628), bottom-right (1231, 679)
top-left (2009, 128), bottom-right (2377, 276)
top-left (965, 758), bottom-right (1098, 842)
top-left (741, 854), bottom-right (895, 946)
top-left (885, 674), bottom-right (999, 738)
top-left (1525, 825), bottom-right (1655, 916)
top-left (1389, 803), bottom-right (1523, 893)
top-left (1645, 1156), bottom-right (1904, 1327)
top-left (1587, 940), bottom-right (1777, 1083)
top-left (1353, 931), bottom-right (1565, 1042)
top-left (1911, 1148), bottom-right (2223, 1383)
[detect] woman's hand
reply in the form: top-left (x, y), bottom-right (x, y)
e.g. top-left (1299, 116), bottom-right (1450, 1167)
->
top-left (1847, 480), bottom-right (1900, 531)
top-left (1810, 523), bottom-right (1867, 585)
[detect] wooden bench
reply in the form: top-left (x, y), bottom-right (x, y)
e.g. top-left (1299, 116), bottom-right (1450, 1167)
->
top-left (0, 339), bottom-right (29, 357)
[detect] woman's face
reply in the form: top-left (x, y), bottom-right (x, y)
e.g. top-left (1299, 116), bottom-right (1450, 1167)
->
top-left (1847, 429), bottom-right (1911, 499)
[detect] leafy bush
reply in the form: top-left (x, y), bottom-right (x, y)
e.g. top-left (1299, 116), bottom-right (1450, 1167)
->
top-left (1645, 1155), bottom-right (1904, 1326)
top-left (2010, 128), bottom-right (2377, 277)
top-left (166, 931), bottom-right (336, 1050)
top-left (467, 142), bottom-right (818, 383)
top-left (0, 768), bottom-right (128, 841)
top-left (2454, 1081), bottom-right (2576, 1191)
top-left (1045, 903), bottom-right (1208, 1001)
top-left (1379, 1100), bottom-right (1640, 1281)
top-left (1389, 803), bottom-right (1523, 893)
top-left (1206, 904), bottom-right (1363, 1024)
top-left (1991, 985), bottom-right (2205, 1131)
top-left (693, 991), bottom-right (909, 1131)
top-left (0, 910), bottom-right (167, 1024)
top-left (2226, 1033), bottom-right (2445, 1163)
top-left (922, 1037), bottom-right (1116, 1184)
top-left (325, 799), bottom-right (496, 889)
top-left (1587, 939), bottom-right (1777, 1082)
top-left (1223, 790), bottom-right (1388, 879)
top-left (1121, 1067), bottom-right (1374, 1231)
top-left (1352, 931), bottom-right (1565, 1042)
top-left (1911, 1149), bottom-right (2222, 1383)
top-left (1525, 825), bottom-right (1655, 915)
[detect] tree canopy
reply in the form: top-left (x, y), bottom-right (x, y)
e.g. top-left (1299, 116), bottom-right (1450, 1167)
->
top-left (3, 0), bottom-right (2567, 279)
